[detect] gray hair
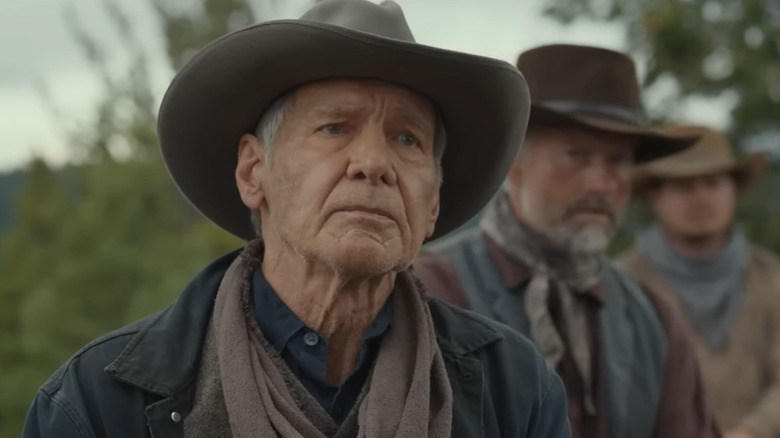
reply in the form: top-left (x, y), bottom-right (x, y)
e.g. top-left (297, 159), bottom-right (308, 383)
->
top-left (254, 89), bottom-right (296, 163)
top-left (249, 87), bottom-right (448, 236)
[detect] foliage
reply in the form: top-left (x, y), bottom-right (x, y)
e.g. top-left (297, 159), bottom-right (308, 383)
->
top-left (0, 0), bottom-right (288, 434)
top-left (0, 171), bottom-right (27, 232)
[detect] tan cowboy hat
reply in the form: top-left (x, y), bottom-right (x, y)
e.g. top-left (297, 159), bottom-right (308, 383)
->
top-left (157, 0), bottom-right (531, 242)
top-left (633, 124), bottom-right (768, 195)
top-left (516, 44), bottom-right (696, 162)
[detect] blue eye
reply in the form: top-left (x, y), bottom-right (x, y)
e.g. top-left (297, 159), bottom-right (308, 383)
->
top-left (321, 124), bottom-right (344, 134)
top-left (398, 133), bottom-right (419, 147)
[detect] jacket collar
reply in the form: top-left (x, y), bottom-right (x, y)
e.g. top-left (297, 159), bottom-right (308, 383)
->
top-left (415, 275), bottom-right (503, 356)
top-left (105, 249), bottom-right (502, 397)
top-left (105, 249), bottom-right (242, 397)
top-left (428, 298), bottom-right (503, 355)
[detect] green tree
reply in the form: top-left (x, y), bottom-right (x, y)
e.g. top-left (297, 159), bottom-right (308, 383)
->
top-left (0, 159), bottom-right (71, 432)
top-left (0, 0), bottom-right (314, 434)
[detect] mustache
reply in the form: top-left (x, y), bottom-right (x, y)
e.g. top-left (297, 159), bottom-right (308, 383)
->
top-left (564, 196), bottom-right (617, 221)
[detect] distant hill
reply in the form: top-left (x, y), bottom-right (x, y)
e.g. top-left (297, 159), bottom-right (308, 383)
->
top-left (0, 171), bottom-right (25, 232)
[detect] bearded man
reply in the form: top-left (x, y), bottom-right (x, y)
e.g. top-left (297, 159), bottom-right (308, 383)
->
top-left (413, 44), bottom-right (721, 438)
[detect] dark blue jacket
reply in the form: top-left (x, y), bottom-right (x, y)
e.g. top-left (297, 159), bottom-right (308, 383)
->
top-left (22, 249), bottom-right (571, 437)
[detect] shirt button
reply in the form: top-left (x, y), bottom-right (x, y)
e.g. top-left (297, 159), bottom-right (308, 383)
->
top-left (303, 331), bottom-right (319, 346)
top-left (170, 411), bottom-right (181, 423)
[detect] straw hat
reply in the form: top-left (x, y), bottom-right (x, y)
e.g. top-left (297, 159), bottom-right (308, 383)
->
top-left (634, 124), bottom-right (767, 195)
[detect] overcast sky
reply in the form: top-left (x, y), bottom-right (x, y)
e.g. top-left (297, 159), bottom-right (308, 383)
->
top-left (0, 0), bottom-right (730, 172)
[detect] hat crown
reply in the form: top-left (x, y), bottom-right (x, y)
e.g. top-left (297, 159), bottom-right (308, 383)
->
top-left (301, 0), bottom-right (415, 43)
top-left (661, 125), bottom-right (736, 164)
top-left (517, 44), bottom-right (640, 118)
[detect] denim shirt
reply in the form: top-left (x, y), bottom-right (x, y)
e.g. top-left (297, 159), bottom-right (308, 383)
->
top-left (251, 267), bottom-right (393, 424)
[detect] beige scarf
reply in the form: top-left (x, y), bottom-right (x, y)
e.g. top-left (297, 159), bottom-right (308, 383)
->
top-left (213, 241), bottom-right (453, 437)
top-left (481, 192), bottom-right (601, 415)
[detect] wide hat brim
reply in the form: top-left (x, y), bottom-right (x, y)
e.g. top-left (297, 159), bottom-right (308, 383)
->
top-left (158, 19), bottom-right (530, 242)
top-left (634, 151), bottom-right (768, 195)
top-left (530, 104), bottom-right (695, 163)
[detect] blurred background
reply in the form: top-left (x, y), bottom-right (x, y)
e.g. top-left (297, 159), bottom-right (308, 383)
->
top-left (1, 0), bottom-right (779, 435)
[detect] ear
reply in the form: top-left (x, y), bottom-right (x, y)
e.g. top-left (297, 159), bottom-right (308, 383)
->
top-left (235, 134), bottom-right (267, 210)
top-left (507, 144), bottom-right (527, 188)
top-left (425, 190), bottom-right (441, 238)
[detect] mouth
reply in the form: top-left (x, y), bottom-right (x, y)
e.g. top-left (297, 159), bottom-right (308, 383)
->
top-left (336, 206), bottom-right (395, 221)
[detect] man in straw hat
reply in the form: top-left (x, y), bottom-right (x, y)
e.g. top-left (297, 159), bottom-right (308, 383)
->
top-left (22, 1), bottom-right (571, 437)
top-left (414, 44), bottom-right (721, 438)
top-left (621, 125), bottom-right (779, 438)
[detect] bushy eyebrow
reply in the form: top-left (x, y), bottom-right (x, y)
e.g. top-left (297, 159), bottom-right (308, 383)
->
top-left (309, 105), bottom-right (363, 121)
top-left (398, 107), bottom-right (435, 137)
top-left (307, 103), bottom-right (435, 137)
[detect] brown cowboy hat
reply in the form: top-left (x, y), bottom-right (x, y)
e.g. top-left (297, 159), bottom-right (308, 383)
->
top-left (516, 44), bottom-right (696, 162)
top-left (157, 0), bottom-right (531, 242)
top-left (634, 124), bottom-right (768, 196)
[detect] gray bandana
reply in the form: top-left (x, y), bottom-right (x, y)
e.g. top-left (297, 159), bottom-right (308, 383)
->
top-left (480, 192), bottom-right (603, 414)
top-left (638, 225), bottom-right (747, 350)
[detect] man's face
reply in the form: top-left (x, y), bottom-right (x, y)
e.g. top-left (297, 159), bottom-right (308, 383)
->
top-left (507, 123), bottom-right (635, 254)
top-left (237, 79), bottom-right (441, 274)
top-left (649, 173), bottom-right (736, 239)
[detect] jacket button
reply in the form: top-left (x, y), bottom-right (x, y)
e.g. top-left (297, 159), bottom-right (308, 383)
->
top-left (303, 331), bottom-right (319, 346)
top-left (171, 411), bottom-right (182, 423)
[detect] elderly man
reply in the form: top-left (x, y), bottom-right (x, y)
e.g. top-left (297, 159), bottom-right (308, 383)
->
top-left (622, 125), bottom-right (780, 438)
top-left (21, 1), bottom-right (570, 437)
top-left (413, 44), bottom-right (721, 438)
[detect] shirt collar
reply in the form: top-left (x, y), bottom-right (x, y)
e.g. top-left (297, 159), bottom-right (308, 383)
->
top-left (252, 267), bottom-right (306, 351)
top-left (251, 266), bottom-right (394, 352)
top-left (365, 297), bottom-right (393, 340)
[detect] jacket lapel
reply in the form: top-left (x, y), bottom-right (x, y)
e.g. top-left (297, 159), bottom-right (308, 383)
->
top-left (428, 299), bottom-right (504, 438)
top-left (444, 352), bottom-right (484, 438)
top-left (103, 250), bottom-right (242, 437)
top-left (104, 250), bottom-right (240, 397)
top-left (144, 387), bottom-right (194, 438)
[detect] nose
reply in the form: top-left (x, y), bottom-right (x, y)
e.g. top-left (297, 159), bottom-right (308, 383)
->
top-left (582, 158), bottom-right (624, 194)
top-left (692, 180), bottom-right (716, 199)
top-left (345, 125), bottom-right (397, 186)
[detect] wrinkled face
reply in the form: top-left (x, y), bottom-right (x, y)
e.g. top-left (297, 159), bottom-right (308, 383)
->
top-left (649, 173), bottom-right (736, 239)
top-left (507, 123), bottom-right (635, 254)
top-left (236, 79), bottom-right (441, 275)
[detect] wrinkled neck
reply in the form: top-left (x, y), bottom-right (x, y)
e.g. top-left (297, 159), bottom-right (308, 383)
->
top-left (261, 242), bottom-right (395, 385)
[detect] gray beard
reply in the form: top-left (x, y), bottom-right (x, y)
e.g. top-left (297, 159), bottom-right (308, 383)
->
top-left (550, 222), bottom-right (614, 256)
